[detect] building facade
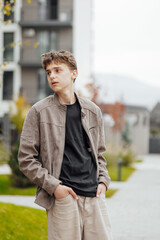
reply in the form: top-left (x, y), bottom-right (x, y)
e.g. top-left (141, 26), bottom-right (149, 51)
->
top-left (19, 0), bottom-right (74, 103)
top-left (149, 102), bottom-right (160, 153)
top-left (101, 104), bottom-right (150, 155)
top-left (0, 0), bottom-right (93, 144)
top-left (124, 105), bottom-right (150, 154)
top-left (0, 0), bottom-right (93, 108)
top-left (0, 0), bottom-right (21, 117)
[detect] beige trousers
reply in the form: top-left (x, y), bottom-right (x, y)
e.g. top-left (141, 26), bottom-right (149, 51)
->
top-left (46, 193), bottom-right (113, 240)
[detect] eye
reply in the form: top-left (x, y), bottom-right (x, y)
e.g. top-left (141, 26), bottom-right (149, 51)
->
top-left (47, 72), bottom-right (51, 76)
top-left (56, 69), bottom-right (61, 73)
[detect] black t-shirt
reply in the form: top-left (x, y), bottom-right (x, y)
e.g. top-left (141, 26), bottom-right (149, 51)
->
top-left (59, 99), bottom-right (98, 197)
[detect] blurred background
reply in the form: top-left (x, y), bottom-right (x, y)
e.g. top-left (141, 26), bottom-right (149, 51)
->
top-left (0, 1), bottom-right (160, 239)
top-left (0, 0), bottom-right (160, 155)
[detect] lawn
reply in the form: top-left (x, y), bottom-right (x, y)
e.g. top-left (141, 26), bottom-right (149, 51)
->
top-left (0, 175), bottom-right (36, 195)
top-left (0, 202), bottom-right (47, 240)
top-left (0, 142), bottom-right (9, 165)
top-left (0, 174), bottom-right (117, 198)
top-left (106, 189), bottom-right (118, 198)
top-left (0, 165), bottom-right (135, 198)
top-left (108, 166), bottom-right (136, 182)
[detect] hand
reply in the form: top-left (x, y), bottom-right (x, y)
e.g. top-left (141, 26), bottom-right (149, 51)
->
top-left (96, 183), bottom-right (106, 197)
top-left (54, 184), bottom-right (78, 200)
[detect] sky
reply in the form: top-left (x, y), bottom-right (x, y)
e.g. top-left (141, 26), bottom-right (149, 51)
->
top-left (93, 0), bottom-right (160, 88)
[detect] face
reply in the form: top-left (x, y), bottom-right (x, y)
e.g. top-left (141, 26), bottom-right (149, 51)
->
top-left (46, 62), bottom-right (78, 94)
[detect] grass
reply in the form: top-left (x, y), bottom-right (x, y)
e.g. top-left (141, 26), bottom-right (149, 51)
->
top-left (0, 175), bottom-right (36, 195)
top-left (135, 159), bottom-right (143, 163)
top-left (0, 142), bottom-right (10, 165)
top-left (0, 165), bottom-right (135, 196)
top-left (0, 164), bottom-right (136, 198)
top-left (0, 202), bottom-right (47, 240)
top-left (108, 166), bottom-right (136, 182)
top-left (105, 189), bottom-right (118, 198)
top-left (0, 174), bottom-right (117, 198)
top-left (0, 160), bottom-right (7, 165)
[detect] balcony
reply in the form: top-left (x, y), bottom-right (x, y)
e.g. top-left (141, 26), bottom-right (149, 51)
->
top-left (19, 5), bottom-right (72, 28)
top-left (19, 24), bottom-right (72, 67)
top-left (20, 46), bottom-right (41, 67)
top-left (19, 45), bottom-right (72, 67)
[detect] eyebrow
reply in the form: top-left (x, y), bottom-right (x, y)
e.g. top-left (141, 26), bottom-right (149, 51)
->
top-left (46, 66), bottom-right (62, 72)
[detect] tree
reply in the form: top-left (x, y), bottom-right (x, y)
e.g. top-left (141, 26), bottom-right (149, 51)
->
top-left (85, 82), bottom-right (126, 132)
top-left (8, 96), bottom-right (35, 187)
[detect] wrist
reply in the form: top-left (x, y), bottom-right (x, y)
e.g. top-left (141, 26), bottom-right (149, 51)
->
top-left (54, 183), bottom-right (61, 194)
top-left (99, 182), bottom-right (107, 191)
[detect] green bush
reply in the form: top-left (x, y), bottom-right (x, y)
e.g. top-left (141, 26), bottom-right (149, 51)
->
top-left (150, 127), bottom-right (160, 136)
top-left (103, 143), bottom-right (136, 168)
top-left (118, 150), bottom-right (134, 166)
top-left (8, 141), bottom-right (35, 188)
top-left (8, 96), bottom-right (34, 188)
top-left (103, 152), bottom-right (117, 168)
top-left (0, 141), bottom-right (9, 165)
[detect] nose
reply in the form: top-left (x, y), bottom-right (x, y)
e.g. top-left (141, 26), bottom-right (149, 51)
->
top-left (50, 71), bottom-right (55, 79)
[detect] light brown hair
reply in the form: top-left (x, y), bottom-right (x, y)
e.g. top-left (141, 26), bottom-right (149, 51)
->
top-left (41, 50), bottom-right (77, 71)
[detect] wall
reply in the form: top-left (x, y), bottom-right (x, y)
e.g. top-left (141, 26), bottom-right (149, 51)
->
top-left (21, 68), bottom-right (38, 103)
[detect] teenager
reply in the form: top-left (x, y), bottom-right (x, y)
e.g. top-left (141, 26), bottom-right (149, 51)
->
top-left (18, 50), bottom-right (112, 240)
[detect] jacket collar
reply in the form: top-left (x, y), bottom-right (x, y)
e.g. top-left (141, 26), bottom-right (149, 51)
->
top-left (52, 91), bottom-right (86, 116)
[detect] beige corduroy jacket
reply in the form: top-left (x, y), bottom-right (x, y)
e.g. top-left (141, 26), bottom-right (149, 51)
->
top-left (18, 92), bottom-right (111, 210)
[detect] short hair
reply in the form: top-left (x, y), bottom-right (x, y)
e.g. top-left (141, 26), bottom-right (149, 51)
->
top-left (41, 50), bottom-right (77, 71)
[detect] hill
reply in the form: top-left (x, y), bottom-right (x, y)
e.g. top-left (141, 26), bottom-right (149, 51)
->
top-left (94, 74), bottom-right (160, 111)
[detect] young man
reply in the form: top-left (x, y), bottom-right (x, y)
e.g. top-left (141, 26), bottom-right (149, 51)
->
top-left (18, 50), bottom-right (112, 240)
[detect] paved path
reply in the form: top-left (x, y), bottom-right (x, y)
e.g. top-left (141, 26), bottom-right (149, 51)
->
top-left (0, 164), bottom-right (44, 210)
top-left (0, 164), bottom-right (11, 175)
top-left (0, 195), bottom-right (44, 210)
top-left (107, 154), bottom-right (160, 240)
top-left (1, 155), bottom-right (160, 239)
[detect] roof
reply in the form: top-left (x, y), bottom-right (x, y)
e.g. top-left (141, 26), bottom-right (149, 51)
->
top-left (125, 104), bottom-right (149, 112)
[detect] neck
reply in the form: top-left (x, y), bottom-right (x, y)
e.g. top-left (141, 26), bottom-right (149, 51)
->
top-left (56, 89), bottom-right (76, 105)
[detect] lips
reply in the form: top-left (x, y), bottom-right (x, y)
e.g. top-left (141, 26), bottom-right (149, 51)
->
top-left (51, 81), bottom-right (58, 86)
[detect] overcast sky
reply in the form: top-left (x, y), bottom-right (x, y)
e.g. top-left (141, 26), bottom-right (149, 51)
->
top-left (93, 0), bottom-right (160, 88)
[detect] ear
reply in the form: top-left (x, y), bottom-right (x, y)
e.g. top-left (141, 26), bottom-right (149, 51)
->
top-left (72, 70), bottom-right (78, 80)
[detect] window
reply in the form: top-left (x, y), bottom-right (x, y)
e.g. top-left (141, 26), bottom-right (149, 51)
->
top-left (38, 31), bottom-right (58, 57)
top-left (38, 0), bottom-right (58, 20)
top-left (3, 32), bottom-right (14, 61)
top-left (3, 71), bottom-right (13, 100)
top-left (38, 31), bottom-right (50, 57)
top-left (50, 31), bottom-right (58, 50)
top-left (38, 69), bottom-right (53, 100)
top-left (48, 0), bottom-right (58, 20)
top-left (3, 0), bottom-right (15, 22)
top-left (38, 0), bottom-right (48, 21)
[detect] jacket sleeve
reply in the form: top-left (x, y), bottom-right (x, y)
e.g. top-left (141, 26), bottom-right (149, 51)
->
top-left (18, 106), bottom-right (61, 196)
top-left (97, 107), bottom-right (111, 190)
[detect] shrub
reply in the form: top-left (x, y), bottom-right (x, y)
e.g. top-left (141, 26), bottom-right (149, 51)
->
top-left (103, 152), bottom-right (117, 168)
top-left (118, 150), bottom-right (135, 166)
top-left (0, 141), bottom-right (9, 165)
top-left (8, 141), bottom-right (35, 188)
top-left (8, 96), bottom-right (34, 188)
top-left (9, 96), bottom-right (31, 134)
top-left (103, 143), bottom-right (136, 167)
